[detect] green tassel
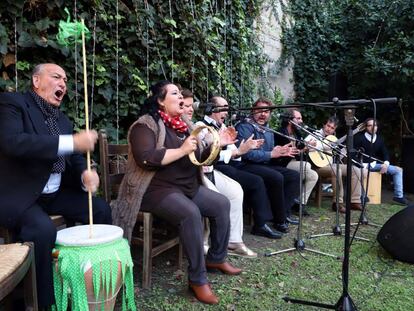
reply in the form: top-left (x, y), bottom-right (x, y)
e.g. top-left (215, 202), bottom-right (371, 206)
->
top-left (52, 238), bottom-right (136, 311)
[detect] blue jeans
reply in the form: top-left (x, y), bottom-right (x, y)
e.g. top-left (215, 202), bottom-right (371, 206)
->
top-left (370, 164), bottom-right (403, 198)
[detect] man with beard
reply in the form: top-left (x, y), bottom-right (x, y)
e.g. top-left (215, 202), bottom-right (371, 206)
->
top-left (235, 98), bottom-right (300, 233)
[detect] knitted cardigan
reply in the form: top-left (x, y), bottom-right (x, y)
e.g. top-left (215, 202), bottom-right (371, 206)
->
top-left (111, 114), bottom-right (166, 242)
top-left (111, 114), bottom-right (205, 242)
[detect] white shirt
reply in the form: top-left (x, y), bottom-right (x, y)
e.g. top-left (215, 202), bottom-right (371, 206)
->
top-left (41, 135), bottom-right (74, 194)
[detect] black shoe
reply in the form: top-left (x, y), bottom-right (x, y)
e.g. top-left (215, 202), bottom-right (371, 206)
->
top-left (393, 196), bottom-right (409, 206)
top-left (292, 203), bottom-right (310, 216)
top-left (286, 216), bottom-right (299, 225)
top-left (251, 224), bottom-right (283, 239)
top-left (273, 222), bottom-right (289, 233)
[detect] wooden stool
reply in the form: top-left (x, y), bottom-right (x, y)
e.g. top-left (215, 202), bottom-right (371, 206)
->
top-left (0, 242), bottom-right (37, 310)
top-left (365, 172), bottom-right (382, 204)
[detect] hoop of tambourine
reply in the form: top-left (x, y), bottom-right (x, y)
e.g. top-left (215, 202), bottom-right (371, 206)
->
top-left (188, 125), bottom-right (221, 166)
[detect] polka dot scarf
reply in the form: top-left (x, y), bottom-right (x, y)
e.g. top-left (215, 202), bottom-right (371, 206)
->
top-left (158, 109), bottom-right (188, 133)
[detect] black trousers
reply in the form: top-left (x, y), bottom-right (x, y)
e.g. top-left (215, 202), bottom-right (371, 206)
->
top-left (215, 163), bottom-right (273, 226)
top-left (239, 163), bottom-right (300, 224)
top-left (141, 185), bottom-right (230, 285)
top-left (16, 188), bottom-right (112, 308)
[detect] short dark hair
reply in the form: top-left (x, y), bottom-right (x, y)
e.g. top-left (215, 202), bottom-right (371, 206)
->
top-left (253, 97), bottom-right (273, 107)
top-left (326, 115), bottom-right (339, 127)
top-left (281, 108), bottom-right (300, 128)
top-left (181, 88), bottom-right (193, 99)
top-left (139, 80), bottom-right (173, 120)
top-left (364, 118), bottom-right (378, 127)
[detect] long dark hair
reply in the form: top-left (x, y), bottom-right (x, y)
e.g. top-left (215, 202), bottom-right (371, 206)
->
top-left (139, 80), bottom-right (172, 121)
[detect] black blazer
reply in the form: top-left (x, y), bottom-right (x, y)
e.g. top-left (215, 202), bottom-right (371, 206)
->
top-left (0, 91), bottom-right (86, 228)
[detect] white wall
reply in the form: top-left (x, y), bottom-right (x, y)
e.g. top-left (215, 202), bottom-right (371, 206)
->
top-left (257, 1), bottom-right (295, 102)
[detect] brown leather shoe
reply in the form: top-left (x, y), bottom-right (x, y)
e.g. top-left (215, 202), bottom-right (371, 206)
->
top-left (331, 202), bottom-right (346, 214)
top-left (351, 203), bottom-right (363, 211)
top-left (189, 282), bottom-right (219, 304)
top-left (206, 261), bottom-right (242, 275)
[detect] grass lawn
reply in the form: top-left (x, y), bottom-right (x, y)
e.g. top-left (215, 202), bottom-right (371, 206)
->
top-left (129, 194), bottom-right (414, 311)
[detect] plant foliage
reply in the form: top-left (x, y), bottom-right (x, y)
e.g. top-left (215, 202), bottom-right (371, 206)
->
top-left (0, 0), bottom-right (267, 142)
top-left (277, 0), bottom-right (414, 159)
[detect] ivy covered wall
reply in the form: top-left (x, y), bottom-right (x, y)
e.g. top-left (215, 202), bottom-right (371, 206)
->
top-left (278, 0), bottom-right (414, 129)
top-left (0, 0), bottom-right (269, 142)
top-left (276, 0), bottom-right (414, 161)
top-left (1, 0), bottom-right (413, 158)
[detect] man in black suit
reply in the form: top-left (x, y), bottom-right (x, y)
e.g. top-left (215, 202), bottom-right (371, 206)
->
top-left (0, 63), bottom-right (112, 308)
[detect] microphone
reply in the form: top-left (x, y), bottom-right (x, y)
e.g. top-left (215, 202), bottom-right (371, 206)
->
top-left (192, 101), bottom-right (229, 113)
top-left (303, 124), bottom-right (316, 131)
top-left (192, 101), bottom-right (210, 111)
top-left (275, 113), bottom-right (291, 119)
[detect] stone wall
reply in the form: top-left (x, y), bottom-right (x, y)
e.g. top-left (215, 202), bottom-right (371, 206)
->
top-left (257, 1), bottom-right (295, 103)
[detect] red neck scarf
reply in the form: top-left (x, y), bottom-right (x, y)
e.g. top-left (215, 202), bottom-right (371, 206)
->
top-left (158, 110), bottom-right (188, 133)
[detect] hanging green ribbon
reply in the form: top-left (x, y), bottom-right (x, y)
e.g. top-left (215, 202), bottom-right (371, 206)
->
top-left (56, 8), bottom-right (90, 46)
top-left (52, 238), bottom-right (136, 311)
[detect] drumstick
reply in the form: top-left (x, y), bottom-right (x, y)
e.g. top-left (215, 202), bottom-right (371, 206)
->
top-left (81, 19), bottom-right (94, 238)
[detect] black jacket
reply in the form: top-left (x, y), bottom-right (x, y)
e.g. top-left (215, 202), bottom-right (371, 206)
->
top-left (0, 91), bottom-right (86, 228)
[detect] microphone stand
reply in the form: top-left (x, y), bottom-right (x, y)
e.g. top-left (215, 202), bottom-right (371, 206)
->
top-left (309, 149), bottom-right (369, 242)
top-left (284, 107), bottom-right (360, 310)
top-left (240, 117), bottom-right (338, 259)
top-left (265, 150), bottom-right (339, 259)
top-left (280, 97), bottom-right (396, 311)
top-left (350, 150), bottom-right (381, 228)
top-left (290, 120), bottom-right (368, 241)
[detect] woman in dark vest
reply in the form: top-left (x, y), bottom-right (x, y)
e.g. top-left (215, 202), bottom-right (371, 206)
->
top-left (112, 81), bottom-right (241, 304)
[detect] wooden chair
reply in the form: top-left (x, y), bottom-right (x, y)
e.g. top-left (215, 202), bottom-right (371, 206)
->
top-left (98, 129), bottom-right (183, 289)
top-left (0, 242), bottom-right (38, 310)
top-left (313, 171), bottom-right (334, 208)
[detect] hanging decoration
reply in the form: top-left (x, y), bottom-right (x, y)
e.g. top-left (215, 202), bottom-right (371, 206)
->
top-left (56, 9), bottom-right (90, 46)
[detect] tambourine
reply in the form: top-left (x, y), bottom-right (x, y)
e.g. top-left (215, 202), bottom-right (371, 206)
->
top-left (188, 125), bottom-right (221, 166)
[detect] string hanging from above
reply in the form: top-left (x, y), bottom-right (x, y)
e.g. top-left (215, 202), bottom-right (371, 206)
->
top-left (189, 0), bottom-right (196, 93)
top-left (131, 0), bottom-right (150, 96)
top-left (14, 17), bottom-right (18, 91)
top-left (89, 10), bottom-right (97, 128)
top-left (115, 0), bottom-right (120, 145)
top-left (168, 0), bottom-right (174, 82)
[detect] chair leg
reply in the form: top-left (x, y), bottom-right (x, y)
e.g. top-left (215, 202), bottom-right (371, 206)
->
top-left (142, 213), bottom-right (153, 289)
top-left (178, 241), bottom-right (183, 272)
top-left (23, 242), bottom-right (38, 311)
top-left (315, 180), bottom-right (322, 208)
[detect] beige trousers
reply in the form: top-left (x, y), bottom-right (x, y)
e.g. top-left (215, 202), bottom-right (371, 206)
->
top-left (287, 160), bottom-right (319, 204)
top-left (317, 164), bottom-right (365, 203)
top-left (203, 170), bottom-right (244, 244)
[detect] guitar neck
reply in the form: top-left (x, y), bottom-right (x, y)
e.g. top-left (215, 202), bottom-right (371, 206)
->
top-left (336, 126), bottom-right (364, 145)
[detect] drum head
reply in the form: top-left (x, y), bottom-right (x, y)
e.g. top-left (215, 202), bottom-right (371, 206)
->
top-left (56, 224), bottom-right (124, 246)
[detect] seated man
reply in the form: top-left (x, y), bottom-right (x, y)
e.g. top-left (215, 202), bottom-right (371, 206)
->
top-left (354, 118), bottom-right (408, 205)
top-left (196, 95), bottom-right (283, 240)
top-left (275, 109), bottom-right (319, 215)
top-left (235, 97), bottom-right (301, 233)
top-left (182, 90), bottom-right (257, 258)
top-left (306, 116), bottom-right (364, 212)
top-left (0, 63), bottom-right (112, 309)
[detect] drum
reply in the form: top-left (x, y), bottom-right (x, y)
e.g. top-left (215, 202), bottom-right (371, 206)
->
top-left (365, 172), bottom-right (382, 204)
top-left (53, 225), bottom-right (136, 311)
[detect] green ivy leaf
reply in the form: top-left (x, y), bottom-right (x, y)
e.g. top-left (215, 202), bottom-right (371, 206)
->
top-left (164, 18), bottom-right (177, 28)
